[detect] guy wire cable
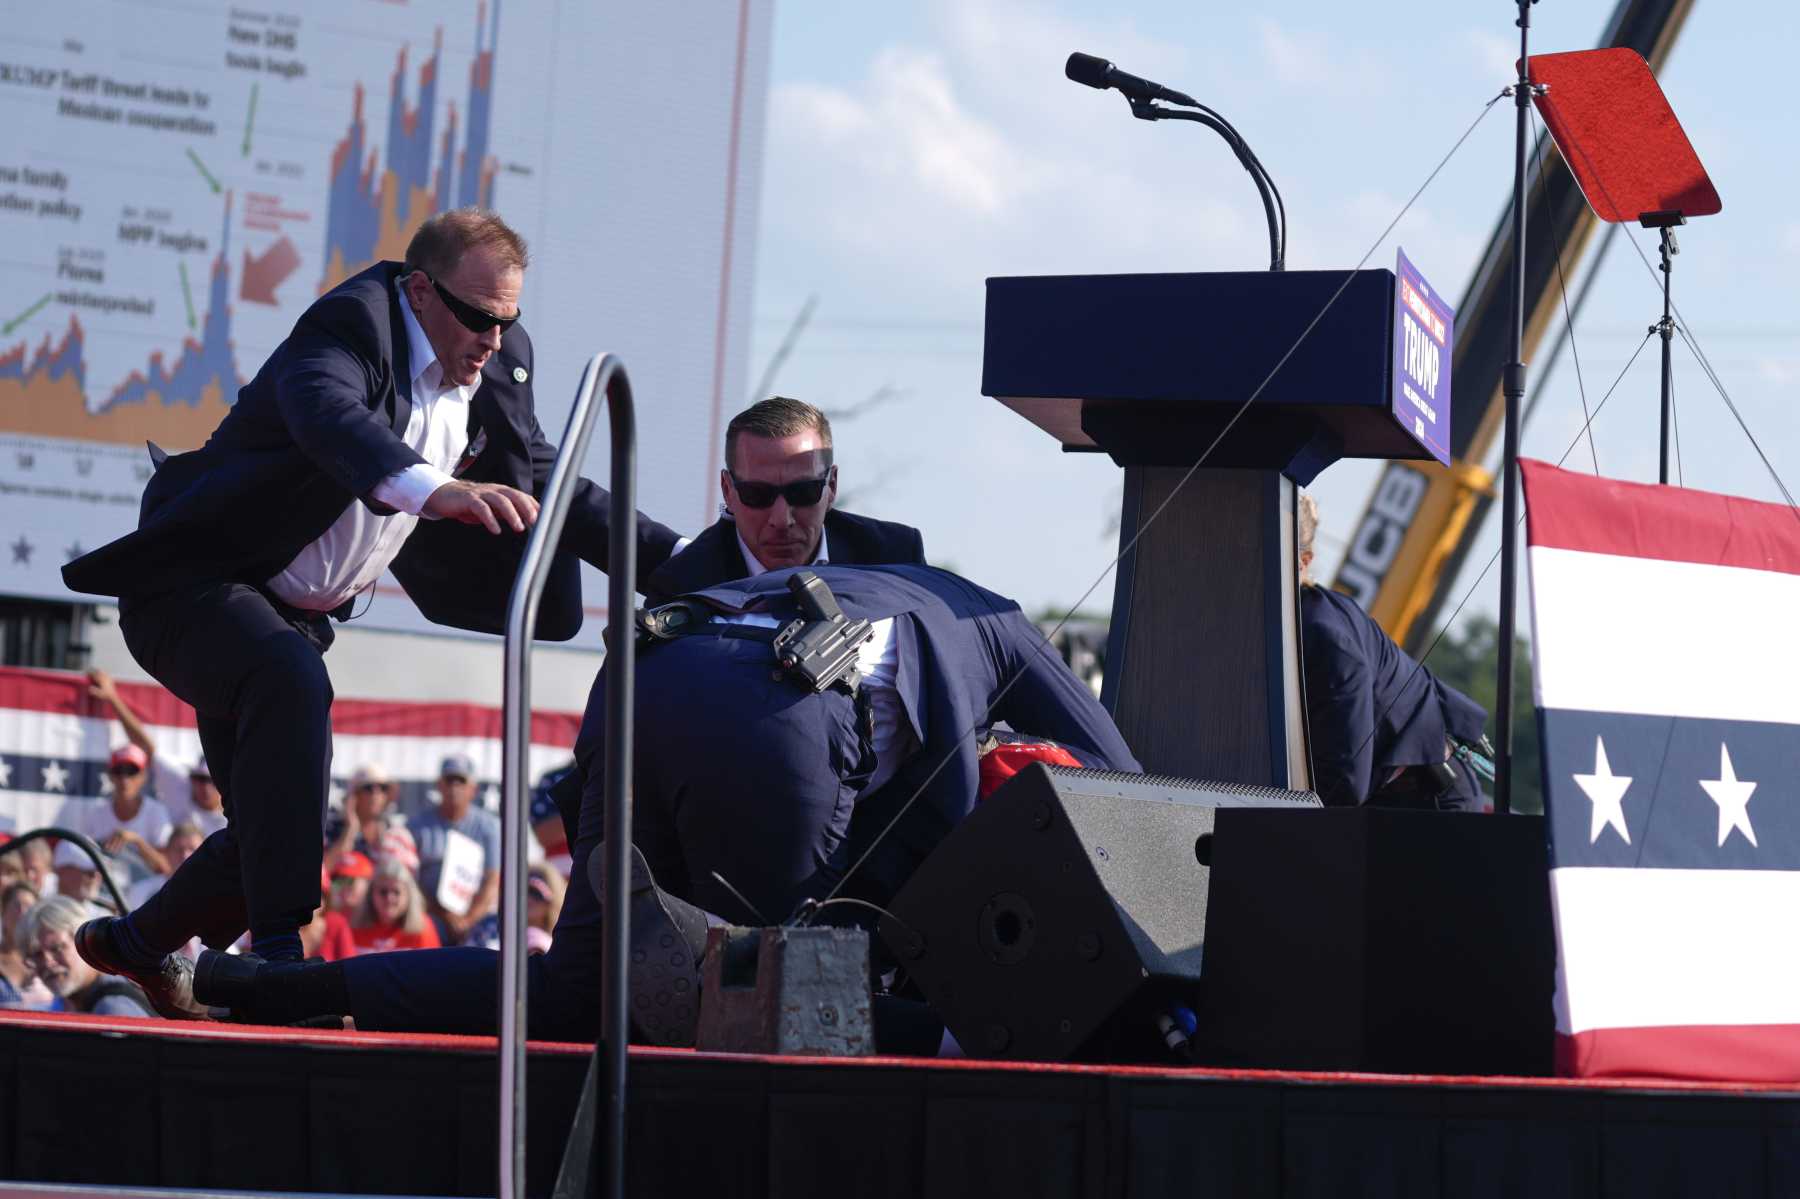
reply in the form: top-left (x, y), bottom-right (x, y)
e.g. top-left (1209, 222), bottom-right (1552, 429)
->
top-left (1314, 323), bottom-right (1659, 807)
top-left (805, 88), bottom-right (1512, 914)
top-left (1531, 103), bottom-right (1800, 515)
top-left (1527, 105), bottom-right (1603, 474)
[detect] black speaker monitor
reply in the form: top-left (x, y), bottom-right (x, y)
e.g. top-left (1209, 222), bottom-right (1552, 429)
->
top-left (880, 764), bottom-right (1319, 1062)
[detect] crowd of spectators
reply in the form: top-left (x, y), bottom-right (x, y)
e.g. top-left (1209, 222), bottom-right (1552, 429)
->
top-left (0, 668), bottom-right (574, 1016)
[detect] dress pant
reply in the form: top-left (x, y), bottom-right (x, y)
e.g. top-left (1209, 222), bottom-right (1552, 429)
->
top-left (119, 582), bottom-right (336, 949)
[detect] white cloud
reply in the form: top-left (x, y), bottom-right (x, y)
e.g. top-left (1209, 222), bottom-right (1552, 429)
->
top-left (1461, 28), bottom-right (1519, 84)
top-left (1757, 357), bottom-right (1799, 386)
top-left (776, 49), bottom-right (1032, 220)
top-left (1256, 18), bottom-right (1384, 96)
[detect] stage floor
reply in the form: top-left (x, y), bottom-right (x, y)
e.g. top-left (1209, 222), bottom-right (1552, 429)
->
top-left (5, 1010), bottom-right (1800, 1198)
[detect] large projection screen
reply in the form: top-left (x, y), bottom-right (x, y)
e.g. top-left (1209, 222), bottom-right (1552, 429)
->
top-left (0, 0), bottom-right (771, 645)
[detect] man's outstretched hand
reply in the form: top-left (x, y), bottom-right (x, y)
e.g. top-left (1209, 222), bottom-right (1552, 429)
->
top-left (423, 480), bottom-right (540, 534)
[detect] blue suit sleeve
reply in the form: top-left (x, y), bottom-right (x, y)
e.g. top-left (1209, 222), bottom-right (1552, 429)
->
top-left (986, 610), bottom-right (1141, 772)
top-left (1304, 606), bottom-right (1377, 805)
top-left (272, 325), bottom-right (424, 499)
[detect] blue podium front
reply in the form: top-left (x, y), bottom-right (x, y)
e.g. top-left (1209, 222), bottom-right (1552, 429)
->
top-left (983, 270), bottom-right (1431, 784)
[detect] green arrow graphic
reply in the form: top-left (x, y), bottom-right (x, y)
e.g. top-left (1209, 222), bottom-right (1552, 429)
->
top-left (2, 293), bottom-right (51, 336)
top-left (178, 262), bottom-right (196, 330)
top-left (186, 147), bottom-right (221, 193)
top-left (242, 82), bottom-right (258, 157)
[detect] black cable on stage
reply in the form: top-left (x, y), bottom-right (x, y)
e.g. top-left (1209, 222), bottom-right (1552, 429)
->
top-left (803, 90), bottom-right (1510, 914)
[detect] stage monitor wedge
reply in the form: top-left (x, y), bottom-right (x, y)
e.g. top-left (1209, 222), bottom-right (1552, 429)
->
top-left (881, 763), bottom-right (1319, 1062)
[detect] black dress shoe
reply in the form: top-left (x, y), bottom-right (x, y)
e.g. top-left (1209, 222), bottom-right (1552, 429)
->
top-left (589, 843), bottom-right (714, 1047)
top-left (74, 918), bottom-right (213, 1021)
top-left (194, 951), bottom-right (351, 1026)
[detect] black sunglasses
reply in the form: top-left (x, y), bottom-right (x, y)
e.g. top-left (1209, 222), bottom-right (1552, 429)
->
top-left (728, 470), bottom-right (833, 510)
top-left (425, 274), bottom-right (520, 334)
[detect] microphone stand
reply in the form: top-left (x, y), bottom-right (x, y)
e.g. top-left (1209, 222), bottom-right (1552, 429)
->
top-left (1129, 98), bottom-right (1286, 271)
top-left (1494, 0), bottom-right (1539, 816)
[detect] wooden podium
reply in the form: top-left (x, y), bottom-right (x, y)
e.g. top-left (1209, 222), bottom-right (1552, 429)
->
top-left (983, 270), bottom-right (1439, 787)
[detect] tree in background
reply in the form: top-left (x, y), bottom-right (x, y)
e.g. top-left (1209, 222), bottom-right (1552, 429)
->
top-left (1422, 615), bottom-right (1543, 814)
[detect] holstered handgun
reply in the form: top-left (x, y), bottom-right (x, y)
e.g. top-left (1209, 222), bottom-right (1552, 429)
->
top-left (771, 571), bottom-right (873, 694)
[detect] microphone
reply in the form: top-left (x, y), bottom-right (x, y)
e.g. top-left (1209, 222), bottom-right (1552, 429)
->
top-left (1064, 52), bottom-right (1199, 108)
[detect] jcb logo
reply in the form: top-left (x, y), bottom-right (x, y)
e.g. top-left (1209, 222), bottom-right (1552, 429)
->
top-left (1334, 465), bottom-right (1427, 606)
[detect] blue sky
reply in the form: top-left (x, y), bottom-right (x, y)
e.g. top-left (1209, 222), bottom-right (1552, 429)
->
top-left (748, 0), bottom-right (1799, 632)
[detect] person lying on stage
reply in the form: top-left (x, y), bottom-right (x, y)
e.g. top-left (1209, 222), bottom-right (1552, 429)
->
top-left (191, 563), bottom-right (1141, 1045)
top-left (1298, 494), bottom-right (1492, 810)
top-left (60, 207), bottom-right (684, 1020)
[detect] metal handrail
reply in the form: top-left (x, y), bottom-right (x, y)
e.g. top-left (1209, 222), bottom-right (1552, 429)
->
top-left (499, 353), bottom-right (637, 1199)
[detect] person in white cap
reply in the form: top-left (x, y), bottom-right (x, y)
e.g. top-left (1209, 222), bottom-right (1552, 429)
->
top-left (323, 763), bottom-right (413, 875)
top-left (410, 754), bottom-right (500, 946)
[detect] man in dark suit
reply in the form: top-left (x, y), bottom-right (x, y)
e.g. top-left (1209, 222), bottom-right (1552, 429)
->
top-left (61, 208), bottom-right (680, 1015)
top-left (642, 396), bottom-right (923, 602)
top-left (194, 564), bottom-right (1140, 1044)
top-left (1298, 495), bottom-right (1489, 810)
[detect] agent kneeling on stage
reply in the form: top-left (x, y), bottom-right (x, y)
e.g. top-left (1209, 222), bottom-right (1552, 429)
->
top-left (1299, 494), bottom-right (1492, 811)
top-left (194, 564), bottom-right (1141, 1043)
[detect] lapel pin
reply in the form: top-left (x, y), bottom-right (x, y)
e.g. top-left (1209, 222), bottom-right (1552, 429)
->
top-left (512, 366), bottom-right (528, 384)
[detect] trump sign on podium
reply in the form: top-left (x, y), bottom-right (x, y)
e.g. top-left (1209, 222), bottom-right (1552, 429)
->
top-left (1523, 459), bottom-right (1800, 1081)
top-left (1390, 248), bottom-right (1453, 466)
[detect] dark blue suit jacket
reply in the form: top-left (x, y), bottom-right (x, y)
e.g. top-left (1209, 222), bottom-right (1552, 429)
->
top-left (1302, 585), bottom-right (1487, 806)
top-left (61, 262), bottom-right (680, 638)
top-left (671, 562), bottom-right (1139, 828)
top-left (643, 508), bottom-right (925, 604)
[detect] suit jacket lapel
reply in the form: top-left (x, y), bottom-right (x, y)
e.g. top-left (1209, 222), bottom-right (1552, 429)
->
top-left (655, 521), bottom-right (747, 597)
top-left (384, 268), bottom-right (414, 438)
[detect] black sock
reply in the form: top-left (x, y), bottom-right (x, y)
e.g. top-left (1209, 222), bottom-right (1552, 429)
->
top-left (250, 931), bottom-right (304, 963)
top-left (115, 915), bottom-right (170, 970)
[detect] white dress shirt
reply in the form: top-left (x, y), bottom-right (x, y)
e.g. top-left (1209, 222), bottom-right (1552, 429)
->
top-left (725, 531), bottom-right (920, 795)
top-left (266, 288), bottom-right (472, 611)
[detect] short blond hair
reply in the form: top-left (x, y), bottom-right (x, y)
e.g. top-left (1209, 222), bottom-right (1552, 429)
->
top-left (403, 208), bottom-right (530, 278)
top-left (1297, 492), bottom-right (1320, 587)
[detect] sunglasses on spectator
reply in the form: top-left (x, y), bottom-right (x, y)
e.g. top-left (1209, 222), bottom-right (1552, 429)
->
top-left (109, 765), bottom-right (141, 778)
top-left (727, 470), bottom-right (834, 510)
top-left (354, 782), bottom-right (390, 793)
top-left (424, 273), bottom-right (520, 334)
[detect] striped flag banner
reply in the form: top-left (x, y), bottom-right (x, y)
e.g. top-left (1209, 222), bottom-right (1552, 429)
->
top-left (1523, 458), bottom-right (1800, 1081)
top-left (0, 667), bottom-right (581, 836)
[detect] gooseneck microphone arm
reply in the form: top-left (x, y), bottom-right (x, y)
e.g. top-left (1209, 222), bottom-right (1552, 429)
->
top-left (1067, 51), bottom-right (1286, 271)
top-left (1130, 99), bottom-right (1286, 272)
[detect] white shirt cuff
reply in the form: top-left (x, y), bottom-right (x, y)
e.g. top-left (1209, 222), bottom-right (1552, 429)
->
top-left (374, 463), bottom-right (456, 517)
top-left (673, 536), bottom-right (692, 554)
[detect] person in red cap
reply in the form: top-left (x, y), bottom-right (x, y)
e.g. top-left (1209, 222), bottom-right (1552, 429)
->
top-left (327, 851), bottom-right (374, 917)
top-left (71, 745), bottom-right (174, 878)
